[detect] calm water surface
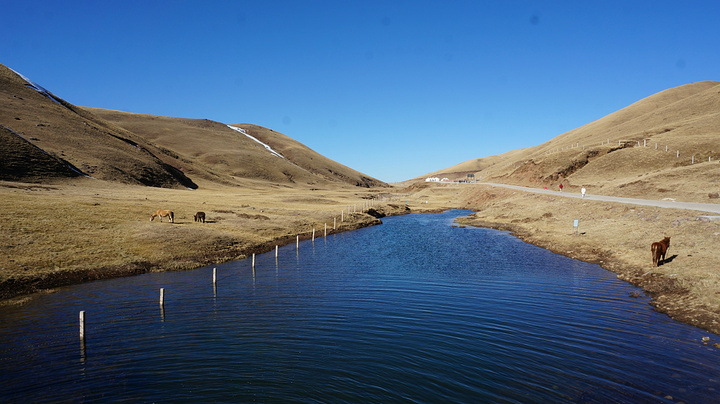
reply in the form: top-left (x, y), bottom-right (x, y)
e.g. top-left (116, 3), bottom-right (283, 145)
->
top-left (1, 210), bottom-right (719, 403)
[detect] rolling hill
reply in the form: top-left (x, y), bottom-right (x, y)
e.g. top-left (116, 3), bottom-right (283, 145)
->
top-left (0, 63), bottom-right (386, 189)
top-left (85, 108), bottom-right (385, 188)
top-left (0, 64), bottom-right (197, 188)
top-left (420, 81), bottom-right (720, 202)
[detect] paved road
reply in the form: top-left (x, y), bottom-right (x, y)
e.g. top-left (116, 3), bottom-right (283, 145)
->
top-left (478, 183), bottom-right (720, 215)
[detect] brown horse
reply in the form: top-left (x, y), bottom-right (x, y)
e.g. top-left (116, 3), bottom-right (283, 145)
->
top-left (150, 209), bottom-right (174, 223)
top-left (651, 236), bottom-right (670, 267)
top-left (194, 211), bottom-right (206, 223)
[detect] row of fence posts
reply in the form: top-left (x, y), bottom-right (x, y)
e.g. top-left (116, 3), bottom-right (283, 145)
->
top-left (78, 198), bottom-right (379, 342)
top-left (542, 138), bottom-right (713, 165)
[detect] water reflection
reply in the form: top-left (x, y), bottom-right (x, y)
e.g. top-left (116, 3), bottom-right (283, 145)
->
top-left (1, 210), bottom-right (719, 403)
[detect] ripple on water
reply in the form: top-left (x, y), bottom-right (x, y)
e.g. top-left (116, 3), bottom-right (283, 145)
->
top-left (1, 210), bottom-right (719, 403)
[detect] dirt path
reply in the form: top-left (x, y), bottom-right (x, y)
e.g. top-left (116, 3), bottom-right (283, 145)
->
top-left (479, 183), bottom-right (720, 215)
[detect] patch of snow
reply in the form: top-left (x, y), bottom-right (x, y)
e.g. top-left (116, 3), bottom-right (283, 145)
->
top-left (227, 125), bottom-right (284, 158)
top-left (7, 66), bottom-right (63, 106)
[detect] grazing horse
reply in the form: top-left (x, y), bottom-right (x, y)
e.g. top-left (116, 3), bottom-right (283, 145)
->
top-left (150, 209), bottom-right (174, 223)
top-left (651, 236), bottom-right (670, 267)
top-left (194, 211), bottom-right (206, 223)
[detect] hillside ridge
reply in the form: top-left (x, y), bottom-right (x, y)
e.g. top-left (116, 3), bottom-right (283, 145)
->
top-left (1, 63), bottom-right (386, 189)
top-left (420, 81), bottom-right (720, 203)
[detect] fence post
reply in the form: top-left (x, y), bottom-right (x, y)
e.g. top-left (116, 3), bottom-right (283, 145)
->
top-left (677, 150), bottom-right (680, 158)
top-left (79, 311), bottom-right (85, 340)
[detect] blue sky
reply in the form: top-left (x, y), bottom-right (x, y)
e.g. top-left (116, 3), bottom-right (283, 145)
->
top-left (3, 1), bottom-right (718, 182)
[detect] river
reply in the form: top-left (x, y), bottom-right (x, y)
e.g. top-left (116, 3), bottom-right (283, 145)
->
top-left (1, 209), bottom-right (718, 403)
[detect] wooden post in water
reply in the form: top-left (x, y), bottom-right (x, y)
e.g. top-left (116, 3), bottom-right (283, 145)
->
top-left (252, 253), bottom-right (256, 268)
top-left (160, 288), bottom-right (165, 305)
top-left (275, 245), bottom-right (278, 258)
top-left (79, 311), bottom-right (85, 340)
top-left (312, 228), bottom-right (315, 241)
top-left (324, 223), bottom-right (327, 237)
top-left (213, 268), bottom-right (217, 284)
top-left (296, 235), bottom-right (299, 250)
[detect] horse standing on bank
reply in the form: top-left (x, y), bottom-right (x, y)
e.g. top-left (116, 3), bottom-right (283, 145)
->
top-left (651, 236), bottom-right (670, 267)
top-left (194, 211), bottom-right (206, 223)
top-left (150, 209), bottom-right (174, 223)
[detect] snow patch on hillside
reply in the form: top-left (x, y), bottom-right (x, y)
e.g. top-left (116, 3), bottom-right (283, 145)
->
top-left (7, 67), bottom-right (63, 105)
top-left (227, 125), bottom-right (284, 158)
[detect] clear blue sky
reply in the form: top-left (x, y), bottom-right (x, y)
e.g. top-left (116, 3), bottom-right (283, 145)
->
top-left (3, 1), bottom-right (718, 183)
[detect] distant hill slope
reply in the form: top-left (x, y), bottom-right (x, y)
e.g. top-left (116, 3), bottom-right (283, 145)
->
top-left (1, 63), bottom-right (385, 189)
top-left (0, 64), bottom-right (197, 188)
top-left (232, 123), bottom-right (384, 187)
top-left (421, 81), bottom-right (720, 202)
top-left (86, 108), bottom-right (386, 188)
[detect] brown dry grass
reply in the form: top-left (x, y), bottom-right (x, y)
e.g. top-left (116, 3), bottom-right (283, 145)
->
top-left (0, 178), bottom-right (404, 301)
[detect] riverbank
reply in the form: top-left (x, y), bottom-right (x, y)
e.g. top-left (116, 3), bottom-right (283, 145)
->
top-left (404, 183), bottom-right (720, 337)
top-left (3, 179), bottom-right (719, 339)
top-left (0, 179), bottom-right (408, 303)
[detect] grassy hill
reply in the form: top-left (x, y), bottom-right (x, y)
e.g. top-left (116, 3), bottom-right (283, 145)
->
top-left (0, 64), bottom-right (197, 188)
top-left (419, 81), bottom-right (720, 203)
top-left (85, 108), bottom-right (385, 188)
top-left (1, 62), bottom-right (385, 190)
